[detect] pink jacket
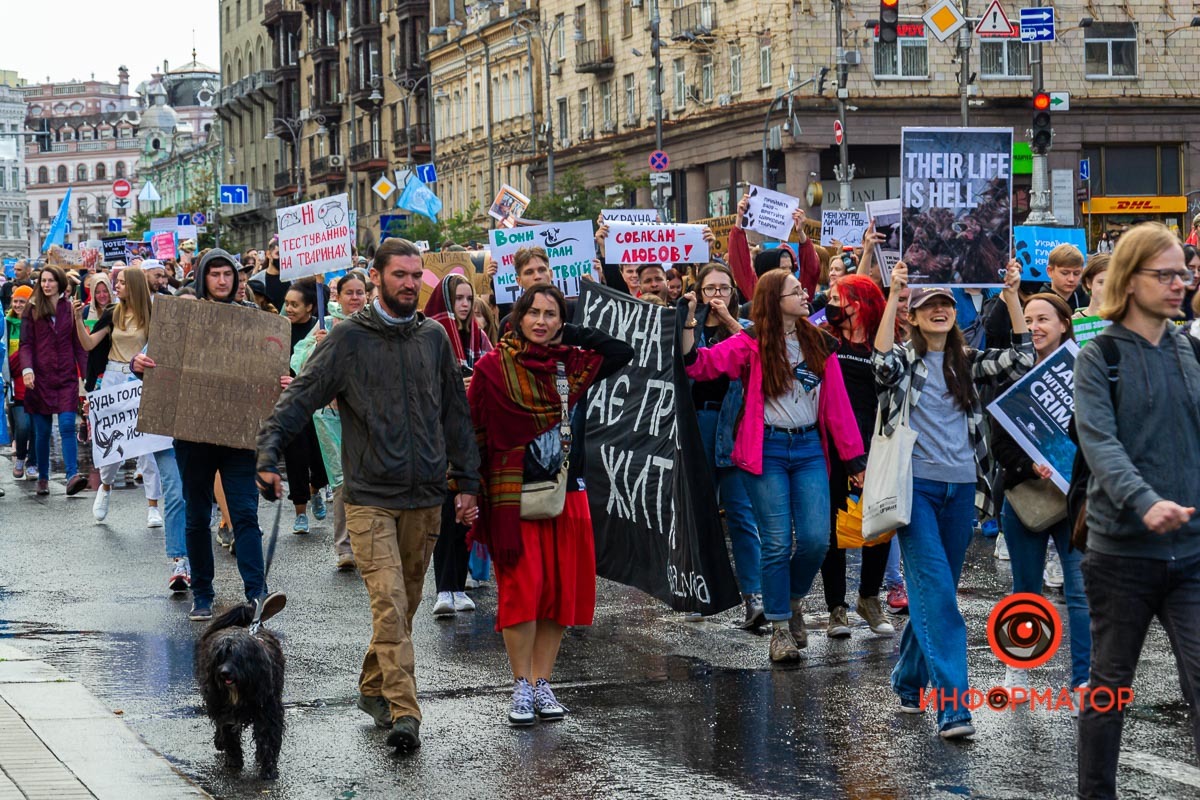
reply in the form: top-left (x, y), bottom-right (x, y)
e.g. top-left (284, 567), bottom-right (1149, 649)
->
top-left (685, 331), bottom-right (865, 476)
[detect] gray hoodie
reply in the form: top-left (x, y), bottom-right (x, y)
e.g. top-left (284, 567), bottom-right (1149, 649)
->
top-left (1074, 323), bottom-right (1200, 560)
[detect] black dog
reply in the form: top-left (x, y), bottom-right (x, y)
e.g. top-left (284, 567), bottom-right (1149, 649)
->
top-left (195, 604), bottom-right (285, 780)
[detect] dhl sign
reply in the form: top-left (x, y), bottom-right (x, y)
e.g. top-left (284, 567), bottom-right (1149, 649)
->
top-left (1081, 196), bottom-right (1187, 214)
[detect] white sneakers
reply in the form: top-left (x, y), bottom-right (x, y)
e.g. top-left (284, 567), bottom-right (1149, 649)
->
top-left (147, 507), bottom-right (164, 528)
top-left (994, 532), bottom-right (1010, 561)
top-left (93, 487), bottom-right (111, 522)
top-left (432, 592), bottom-right (455, 617)
top-left (1044, 551), bottom-right (1065, 589)
top-left (453, 591), bottom-right (475, 612)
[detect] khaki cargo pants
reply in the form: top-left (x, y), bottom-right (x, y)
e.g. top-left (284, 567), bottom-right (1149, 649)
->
top-left (345, 503), bottom-right (441, 722)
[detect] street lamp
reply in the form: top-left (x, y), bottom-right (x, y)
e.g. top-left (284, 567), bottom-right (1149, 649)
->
top-left (371, 71), bottom-right (437, 168)
top-left (511, 13), bottom-right (566, 193)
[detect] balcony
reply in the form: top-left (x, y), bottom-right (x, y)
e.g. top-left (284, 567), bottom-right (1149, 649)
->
top-left (217, 71), bottom-right (276, 112)
top-left (575, 39), bottom-right (614, 73)
top-left (314, 92), bottom-right (344, 121)
top-left (311, 39), bottom-right (339, 64)
top-left (274, 168), bottom-right (303, 197)
top-left (310, 154), bottom-right (347, 183)
top-left (391, 124), bottom-right (431, 157)
top-left (348, 140), bottom-right (387, 171)
top-left (350, 21), bottom-right (381, 47)
top-left (264, 0), bottom-right (303, 26)
top-left (671, 2), bottom-right (717, 39)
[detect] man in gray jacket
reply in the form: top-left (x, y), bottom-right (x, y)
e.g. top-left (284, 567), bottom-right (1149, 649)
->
top-left (257, 237), bottom-right (480, 753)
top-left (1074, 222), bottom-right (1200, 800)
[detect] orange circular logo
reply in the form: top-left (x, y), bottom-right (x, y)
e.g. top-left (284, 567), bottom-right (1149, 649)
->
top-left (987, 593), bottom-right (1062, 669)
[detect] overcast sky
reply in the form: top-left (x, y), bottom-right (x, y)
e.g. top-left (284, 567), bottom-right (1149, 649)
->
top-left (7, 2), bottom-right (221, 87)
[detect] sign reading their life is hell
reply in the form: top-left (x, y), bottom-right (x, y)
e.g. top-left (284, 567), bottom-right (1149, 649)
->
top-left (139, 296), bottom-right (291, 451)
top-left (742, 184), bottom-right (801, 242)
top-left (604, 223), bottom-right (710, 266)
top-left (88, 380), bottom-right (173, 468)
top-left (820, 209), bottom-right (870, 247)
top-left (276, 193), bottom-right (353, 281)
top-left (489, 221), bottom-right (597, 303)
top-left (900, 127), bottom-right (1013, 286)
top-left (576, 280), bottom-right (740, 615)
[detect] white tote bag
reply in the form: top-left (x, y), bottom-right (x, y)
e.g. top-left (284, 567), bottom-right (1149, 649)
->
top-left (861, 387), bottom-right (919, 541)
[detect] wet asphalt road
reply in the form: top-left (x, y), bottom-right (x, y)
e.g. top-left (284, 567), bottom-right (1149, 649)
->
top-left (1, 462), bottom-right (1199, 800)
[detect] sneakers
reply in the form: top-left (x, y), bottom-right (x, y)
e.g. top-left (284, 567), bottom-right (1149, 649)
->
top-left (452, 592), bottom-right (475, 612)
top-left (35, 480), bottom-right (49, 496)
top-left (464, 576), bottom-right (482, 590)
top-left (739, 593), bottom-right (766, 630)
top-left (1069, 682), bottom-right (1088, 719)
top-left (25, 464), bottom-right (38, 481)
top-left (508, 678), bottom-right (536, 726)
top-left (12, 459), bottom-right (24, 479)
top-left (92, 487), bottom-right (112, 521)
top-left (899, 698), bottom-right (924, 714)
top-left (65, 473), bottom-right (88, 496)
top-left (995, 532), bottom-right (1010, 561)
top-left (310, 493), bottom-right (327, 521)
top-left (356, 693), bottom-right (392, 729)
top-left (168, 559), bottom-right (191, 593)
top-left (769, 625), bottom-right (802, 662)
top-left (827, 605), bottom-right (852, 638)
top-left (1044, 551), bottom-right (1064, 589)
top-left (216, 524), bottom-right (233, 549)
top-left (147, 506), bottom-right (164, 528)
top-left (432, 591), bottom-right (455, 617)
top-left (533, 679), bottom-right (566, 721)
top-left (336, 553), bottom-right (357, 571)
top-left (887, 584), bottom-right (909, 613)
top-left (1004, 666), bottom-right (1030, 702)
top-left (939, 721), bottom-right (976, 740)
top-left (188, 600), bottom-right (213, 621)
top-left (856, 595), bottom-right (896, 636)
top-left (789, 599), bottom-right (808, 648)
top-left (292, 513), bottom-right (310, 535)
top-left (254, 592), bottom-right (288, 623)
top-left (386, 715), bottom-right (421, 751)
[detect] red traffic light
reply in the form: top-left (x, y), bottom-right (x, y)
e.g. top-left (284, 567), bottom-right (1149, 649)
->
top-left (1033, 93), bottom-right (1051, 111)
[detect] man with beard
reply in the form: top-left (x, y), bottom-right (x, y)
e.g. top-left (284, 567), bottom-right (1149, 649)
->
top-left (256, 236), bottom-right (480, 753)
top-left (140, 260), bottom-right (175, 295)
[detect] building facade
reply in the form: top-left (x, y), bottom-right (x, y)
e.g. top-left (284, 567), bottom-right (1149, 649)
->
top-left (0, 83), bottom-right (28, 259)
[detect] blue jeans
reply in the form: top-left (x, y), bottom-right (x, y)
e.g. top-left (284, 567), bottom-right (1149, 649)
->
top-left (174, 441), bottom-right (266, 605)
top-left (1001, 498), bottom-right (1091, 687)
top-left (891, 477), bottom-right (976, 730)
top-left (741, 427), bottom-right (829, 620)
top-left (10, 402), bottom-right (32, 461)
top-left (885, 537), bottom-right (904, 588)
top-left (32, 411), bottom-right (77, 480)
top-left (153, 447), bottom-right (187, 560)
top-left (697, 409), bottom-right (761, 595)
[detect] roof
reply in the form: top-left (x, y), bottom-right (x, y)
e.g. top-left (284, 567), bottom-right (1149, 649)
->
top-left (168, 60), bottom-right (218, 76)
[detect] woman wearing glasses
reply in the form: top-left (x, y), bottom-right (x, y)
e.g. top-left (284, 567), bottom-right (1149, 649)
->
top-left (684, 270), bottom-right (865, 662)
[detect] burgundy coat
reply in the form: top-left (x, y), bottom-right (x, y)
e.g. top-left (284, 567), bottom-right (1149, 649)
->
top-left (19, 298), bottom-right (86, 415)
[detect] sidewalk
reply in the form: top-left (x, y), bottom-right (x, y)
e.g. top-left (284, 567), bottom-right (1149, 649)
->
top-left (0, 642), bottom-right (208, 799)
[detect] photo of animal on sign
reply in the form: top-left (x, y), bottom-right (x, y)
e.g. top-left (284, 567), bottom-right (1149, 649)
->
top-left (276, 193), bottom-right (353, 280)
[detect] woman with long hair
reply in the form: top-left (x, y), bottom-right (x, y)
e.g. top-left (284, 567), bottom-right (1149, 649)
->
top-left (74, 267), bottom-right (163, 526)
top-left (5, 286), bottom-right (35, 480)
top-left (1076, 254), bottom-right (1110, 320)
top-left (469, 284), bottom-right (633, 725)
top-left (685, 263), bottom-right (763, 627)
top-left (19, 265), bottom-right (88, 497)
top-left (280, 278), bottom-right (329, 533)
top-left (817, 274), bottom-right (897, 638)
top-left (84, 272), bottom-right (112, 323)
top-left (473, 296), bottom-right (499, 345)
top-left (684, 269), bottom-right (865, 662)
top-left (425, 273), bottom-right (494, 616)
top-left (873, 260), bottom-right (1032, 740)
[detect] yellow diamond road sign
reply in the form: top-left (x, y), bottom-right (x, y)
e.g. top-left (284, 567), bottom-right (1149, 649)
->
top-left (924, 0), bottom-right (967, 42)
top-left (372, 175), bottom-right (396, 200)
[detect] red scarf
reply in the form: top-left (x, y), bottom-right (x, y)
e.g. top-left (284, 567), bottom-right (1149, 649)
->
top-left (423, 273), bottom-right (492, 368)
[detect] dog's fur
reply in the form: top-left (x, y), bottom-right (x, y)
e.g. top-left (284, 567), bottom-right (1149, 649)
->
top-left (195, 604), bottom-right (285, 780)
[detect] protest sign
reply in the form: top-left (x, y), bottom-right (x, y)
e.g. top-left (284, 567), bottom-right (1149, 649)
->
top-left (488, 184), bottom-right (530, 228)
top-left (420, 250), bottom-right (477, 309)
top-left (87, 380), bottom-right (173, 467)
top-left (690, 215), bottom-right (736, 259)
top-left (276, 193), bottom-right (353, 281)
top-left (742, 184), bottom-right (800, 241)
top-left (864, 198), bottom-right (903, 282)
top-left (987, 340), bottom-right (1079, 492)
top-left (900, 127), bottom-right (1013, 286)
top-left (139, 296), bottom-right (290, 450)
top-left (45, 245), bottom-right (82, 269)
top-left (576, 281), bottom-right (740, 614)
top-left (600, 208), bottom-right (660, 224)
top-left (101, 236), bottom-right (128, 264)
top-left (1073, 315), bottom-right (1111, 346)
top-left (489, 221), bottom-right (597, 302)
top-left (820, 210), bottom-right (869, 247)
top-left (151, 231), bottom-right (176, 261)
top-left (604, 223), bottom-right (709, 266)
top-left (1013, 226), bottom-right (1088, 282)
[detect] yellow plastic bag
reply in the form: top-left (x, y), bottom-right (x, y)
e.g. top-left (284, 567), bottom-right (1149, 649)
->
top-left (836, 492), bottom-right (896, 549)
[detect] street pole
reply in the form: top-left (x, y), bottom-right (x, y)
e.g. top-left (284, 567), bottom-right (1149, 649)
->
top-left (544, 32), bottom-right (556, 192)
top-left (650, 4), bottom-right (665, 220)
top-left (958, 0), bottom-right (971, 126)
top-left (833, 0), bottom-right (854, 210)
top-left (1025, 1), bottom-right (1056, 224)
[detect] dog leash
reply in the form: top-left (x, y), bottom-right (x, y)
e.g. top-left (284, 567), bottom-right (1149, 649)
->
top-left (249, 501), bottom-right (283, 635)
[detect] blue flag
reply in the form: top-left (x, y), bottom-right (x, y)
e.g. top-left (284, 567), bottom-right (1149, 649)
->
top-left (397, 177), bottom-right (442, 222)
top-left (42, 187), bottom-right (72, 252)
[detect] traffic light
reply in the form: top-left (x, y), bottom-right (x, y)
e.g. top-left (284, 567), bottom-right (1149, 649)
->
top-left (1032, 92), bottom-right (1052, 153)
top-left (880, 0), bottom-right (900, 44)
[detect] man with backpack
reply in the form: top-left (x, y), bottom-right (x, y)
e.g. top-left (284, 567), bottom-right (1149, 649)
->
top-left (1073, 223), bottom-right (1200, 800)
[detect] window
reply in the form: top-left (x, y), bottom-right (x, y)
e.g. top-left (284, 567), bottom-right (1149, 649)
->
top-left (758, 39), bottom-right (772, 86)
top-left (575, 4), bottom-right (587, 40)
top-left (578, 88), bottom-right (591, 133)
top-left (95, 162), bottom-right (106, 180)
top-left (523, 66), bottom-right (532, 113)
top-left (600, 80), bottom-right (613, 128)
top-left (980, 40), bottom-right (1030, 78)
top-left (1082, 144), bottom-right (1182, 196)
top-left (11, 169), bottom-right (17, 189)
top-left (557, 98), bottom-right (569, 145)
top-left (225, 5), bottom-right (231, 31)
top-left (37, 166), bottom-right (48, 184)
top-left (473, 81), bottom-right (481, 128)
top-left (77, 196), bottom-right (88, 220)
top-left (39, 199), bottom-right (49, 219)
top-left (672, 58), bottom-right (686, 110)
top-left (700, 55), bottom-right (714, 102)
top-left (621, 0), bottom-right (633, 37)
top-left (115, 161), bottom-right (125, 178)
top-left (1085, 22), bottom-right (1137, 78)
top-left (729, 44), bottom-right (742, 94)
top-left (555, 14), bottom-right (566, 60)
top-left (0, 171), bottom-right (5, 190)
top-left (56, 165), bottom-right (67, 183)
top-left (873, 32), bottom-right (928, 78)
top-left (646, 67), bottom-right (660, 119)
top-left (623, 73), bottom-right (636, 122)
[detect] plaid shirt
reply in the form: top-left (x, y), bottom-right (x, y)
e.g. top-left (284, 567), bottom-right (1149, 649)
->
top-left (872, 335), bottom-right (1034, 517)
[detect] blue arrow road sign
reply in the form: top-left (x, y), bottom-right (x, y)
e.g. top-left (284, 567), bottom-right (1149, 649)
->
top-left (219, 184), bottom-right (250, 205)
top-left (415, 163), bottom-right (437, 184)
top-left (1019, 7), bottom-right (1055, 42)
top-left (107, 218), bottom-right (122, 233)
top-left (176, 213), bottom-right (191, 227)
top-left (1079, 158), bottom-right (1090, 182)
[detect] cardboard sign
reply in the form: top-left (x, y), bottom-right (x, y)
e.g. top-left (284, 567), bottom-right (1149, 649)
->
top-left (277, 193), bottom-right (353, 280)
top-left (689, 215), bottom-right (736, 259)
top-left (820, 210), bottom-right (870, 247)
top-left (489, 221), bottom-right (597, 302)
top-left (604, 223), bottom-right (709, 266)
top-left (88, 380), bottom-right (173, 467)
top-left (139, 296), bottom-right (290, 450)
top-left (101, 236), bottom-right (128, 264)
top-left (1013, 226), bottom-right (1087, 282)
top-left (420, 251), bottom-right (483, 310)
top-left (742, 184), bottom-right (800, 241)
top-left (600, 208), bottom-right (660, 224)
top-left (45, 245), bottom-right (82, 268)
top-left (864, 198), bottom-right (903, 282)
top-left (151, 231), bottom-right (176, 261)
top-left (488, 184), bottom-right (531, 228)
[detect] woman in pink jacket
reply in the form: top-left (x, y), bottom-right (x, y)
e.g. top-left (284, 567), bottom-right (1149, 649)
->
top-left (683, 269), bottom-right (865, 663)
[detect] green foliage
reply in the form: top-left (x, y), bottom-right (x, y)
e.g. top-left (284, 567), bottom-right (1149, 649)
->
top-left (380, 202), bottom-right (488, 251)
top-left (525, 158), bottom-right (647, 222)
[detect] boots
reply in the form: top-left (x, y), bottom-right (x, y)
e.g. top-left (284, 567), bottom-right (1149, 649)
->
top-left (739, 593), bottom-right (765, 630)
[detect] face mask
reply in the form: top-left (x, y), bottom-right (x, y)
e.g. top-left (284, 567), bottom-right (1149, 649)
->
top-left (825, 304), bottom-right (848, 327)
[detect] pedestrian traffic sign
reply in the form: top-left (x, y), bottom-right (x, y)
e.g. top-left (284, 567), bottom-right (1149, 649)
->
top-left (1019, 7), bottom-right (1054, 42)
top-left (649, 150), bottom-right (670, 172)
top-left (415, 163), bottom-right (437, 184)
top-left (192, 212), bottom-right (206, 226)
top-left (176, 213), bottom-right (191, 227)
top-left (1079, 158), bottom-right (1090, 182)
top-left (219, 184), bottom-right (249, 205)
top-left (924, 0), bottom-right (967, 42)
top-left (1049, 91), bottom-right (1070, 111)
top-left (112, 178), bottom-right (132, 199)
top-left (975, 0), bottom-right (1016, 36)
top-left (107, 218), bottom-right (122, 233)
top-left (834, 120), bottom-right (844, 145)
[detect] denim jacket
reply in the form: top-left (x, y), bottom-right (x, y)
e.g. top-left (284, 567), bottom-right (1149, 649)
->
top-left (694, 305), bottom-right (749, 469)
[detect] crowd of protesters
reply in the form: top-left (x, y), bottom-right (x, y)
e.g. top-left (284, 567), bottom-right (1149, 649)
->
top-left (2, 206), bottom-right (1198, 800)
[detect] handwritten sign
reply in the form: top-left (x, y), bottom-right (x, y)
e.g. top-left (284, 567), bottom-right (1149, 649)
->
top-left (743, 184), bottom-right (800, 241)
top-left (690, 215), bottom-right (736, 259)
top-left (489, 221), bottom-right (597, 302)
top-left (88, 380), bottom-right (172, 467)
top-left (276, 193), bottom-right (353, 280)
top-left (600, 208), bottom-right (660, 224)
top-left (820, 210), bottom-right (869, 247)
top-left (604, 223), bottom-right (709, 266)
